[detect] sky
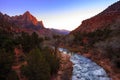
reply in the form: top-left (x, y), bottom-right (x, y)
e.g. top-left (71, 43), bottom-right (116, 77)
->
top-left (0, 0), bottom-right (118, 31)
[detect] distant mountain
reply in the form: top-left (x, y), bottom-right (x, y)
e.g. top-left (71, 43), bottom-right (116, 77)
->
top-left (11, 11), bottom-right (45, 29)
top-left (0, 11), bottom-right (68, 37)
top-left (0, 12), bottom-right (20, 33)
top-left (71, 1), bottom-right (120, 34)
top-left (50, 28), bottom-right (70, 35)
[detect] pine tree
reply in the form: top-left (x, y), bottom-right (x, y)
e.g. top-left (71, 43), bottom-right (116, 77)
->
top-left (21, 48), bottom-right (50, 80)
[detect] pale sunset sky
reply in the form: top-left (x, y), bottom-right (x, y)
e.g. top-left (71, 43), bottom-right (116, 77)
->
top-left (0, 0), bottom-right (118, 30)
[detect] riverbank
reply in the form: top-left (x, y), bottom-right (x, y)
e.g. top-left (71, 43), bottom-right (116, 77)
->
top-left (58, 48), bottom-right (111, 80)
top-left (60, 44), bottom-right (120, 80)
top-left (52, 51), bottom-right (73, 80)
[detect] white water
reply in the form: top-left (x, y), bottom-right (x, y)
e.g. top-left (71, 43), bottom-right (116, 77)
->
top-left (58, 48), bottom-right (111, 80)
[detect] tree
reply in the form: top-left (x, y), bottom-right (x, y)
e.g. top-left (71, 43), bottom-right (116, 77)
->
top-left (0, 49), bottom-right (14, 79)
top-left (31, 32), bottom-right (43, 48)
top-left (15, 32), bottom-right (43, 53)
top-left (7, 70), bottom-right (19, 80)
top-left (52, 35), bottom-right (61, 56)
top-left (0, 31), bottom-right (15, 52)
top-left (42, 47), bottom-right (60, 75)
top-left (21, 48), bottom-right (50, 80)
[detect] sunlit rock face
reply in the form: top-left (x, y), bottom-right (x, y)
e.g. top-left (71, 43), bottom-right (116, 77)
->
top-left (11, 11), bottom-right (45, 29)
top-left (0, 11), bottom-right (69, 38)
top-left (70, 54), bottom-right (111, 80)
top-left (71, 1), bottom-right (120, 34)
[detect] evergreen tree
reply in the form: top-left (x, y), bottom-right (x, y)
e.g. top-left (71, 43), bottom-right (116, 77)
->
top-left (21, 48), bottom-right (50, 80)
top-left (42, 47), bottom-right (60, 75)
top-left (0, 49), bottom-right (14, 79)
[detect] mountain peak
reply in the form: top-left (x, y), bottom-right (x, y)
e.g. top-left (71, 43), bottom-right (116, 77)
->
top-left (10, 11), bottom-right (45, 29)
top-left (22, 11), bottom-right (39, 26)
top-left (23, 11), bottom-right (31, 15)
top-left (23, 11), bottom-right (33, 18)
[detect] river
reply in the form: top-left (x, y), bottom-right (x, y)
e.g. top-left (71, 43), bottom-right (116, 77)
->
top-left (58, 48), bottom-right (111, 80)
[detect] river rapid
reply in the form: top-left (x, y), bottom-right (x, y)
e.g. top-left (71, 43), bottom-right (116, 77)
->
top-left (58, 48), bottom-right (111, 80)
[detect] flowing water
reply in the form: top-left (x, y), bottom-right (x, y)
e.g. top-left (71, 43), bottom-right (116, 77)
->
top-left (58, 48), bottom-right (111, 80)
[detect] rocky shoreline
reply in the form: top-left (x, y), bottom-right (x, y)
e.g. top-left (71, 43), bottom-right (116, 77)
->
top-left (57, 48), bottom-right (111, 80)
